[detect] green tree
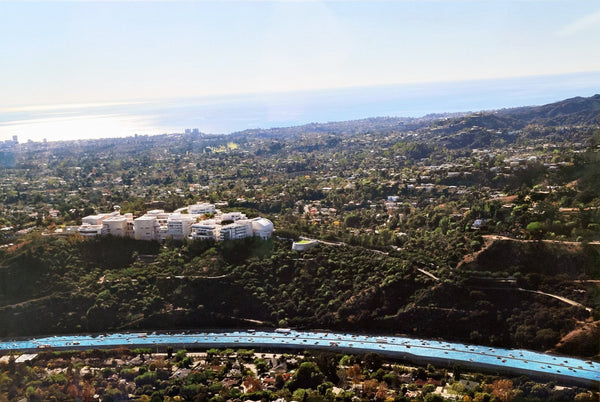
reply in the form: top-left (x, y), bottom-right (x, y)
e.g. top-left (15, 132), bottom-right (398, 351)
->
top-left (289, 362), bottom-right (324, 390)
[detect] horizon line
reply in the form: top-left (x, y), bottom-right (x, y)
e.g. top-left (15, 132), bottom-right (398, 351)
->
top-left (5, 91), bottom-right (598, 145)
top-left (3, 70), bottom-right (599, 113)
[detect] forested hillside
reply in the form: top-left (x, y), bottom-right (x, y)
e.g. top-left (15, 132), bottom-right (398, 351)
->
top-left (1, 94), bottom-right (599, 359)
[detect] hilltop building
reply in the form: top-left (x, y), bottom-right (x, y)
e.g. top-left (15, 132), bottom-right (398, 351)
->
top-left (250, 217), bottom-right (275, 240)
top-left (101, 214), bottom-right (134, 237)
top-left (188, 202), bottom-right (216, 215)
top-left (189, 216), bottom-right (273, 242)
top-left (292, 239), bottom-right (318, 251)
top-left (133, 214), bottom-right (160, 241)
top-left (78, 209), bottom-right (122, 237)
top-left (220, 211), bottom-right (247, 222)
top-left (133, 210), bottom-right (196, 242)
top-left (189, 220), bottom-right (220, 241)
top-left (166, 214), bottom-right (196, 241)
top-left (220, 219), bottom-right (253, 241)
top-left (78, 202), bottom-right (273, 242)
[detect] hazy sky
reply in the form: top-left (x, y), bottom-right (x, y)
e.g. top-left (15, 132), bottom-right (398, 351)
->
top-left (2, 0), bottom-right (599, 109)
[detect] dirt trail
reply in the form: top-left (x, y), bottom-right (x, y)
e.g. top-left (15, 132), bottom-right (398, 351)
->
top-left (458, 235), bottom-right (600, 268)
top-left (0, 294), bottom-right (55, 309)
top-left (482, 235), bottom-right (600, 246)
top-left (518, 288), bottom-right (592, 313)
top-left (457, 235), bottom-right (496, 267)
top-left (416, 268), bottom-right (440, 281)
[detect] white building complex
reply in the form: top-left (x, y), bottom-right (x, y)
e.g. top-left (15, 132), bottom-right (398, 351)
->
top-left (133, 214), bottom-right (160, 242)
top-left (78, 210), bottom-right (123, 237)
top-left (78, 202), bottom-right (273, 242)
top-left (132, 210), bottom-right (197, 242)
top-left (250, 217), bottom-right (275, 240)
top-left (187, 202), bottom-right (216, 215)
top-left (219, 219), bottom-right (253, 241)
top-left (291, 239), bottom-right (318, 251)
top-left (189, 220), bottom-right (220, 241)
top-left (189, 215), bottom-right (274, 242)
top-left (166, 214), bottom-right (196, 241)
top-left (101, 214), bottom-right (134, 237)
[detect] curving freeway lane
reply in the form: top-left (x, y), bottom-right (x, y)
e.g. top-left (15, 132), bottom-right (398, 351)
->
top-left (1, 330), bottom-right (598, 386)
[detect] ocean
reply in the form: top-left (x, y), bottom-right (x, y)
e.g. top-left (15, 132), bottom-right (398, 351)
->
top-left (1, 71), bottom-right (599, 143)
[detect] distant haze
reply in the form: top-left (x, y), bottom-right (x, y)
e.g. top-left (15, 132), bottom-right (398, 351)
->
top-left (3, 1), bottom-right (599, 142)
top-left (1, 72), bottom-right (599, 143)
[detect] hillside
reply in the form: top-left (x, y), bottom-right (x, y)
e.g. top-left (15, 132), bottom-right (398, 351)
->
top-left (498, 94), bottom-right (600, 126)
top-left (233, 94), bottom-right (600, 142)
top-left (415, 94), bottom-right (600, 149)
top-left (1, 93), bottom-right (600, 362)
top-left (458, 236), bottom-right (600, 278)
top-left (1, 235), bottom-right (598, 359)
top-left (231, 115), bottom-right (443, 138)
top-left (456, 236), bottom-right (600, 357)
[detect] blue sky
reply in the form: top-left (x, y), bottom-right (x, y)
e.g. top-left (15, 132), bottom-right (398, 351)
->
top-left (0, 1), bottom-right (599, 142)
top-left (1, 0), bottom-right (599, 108)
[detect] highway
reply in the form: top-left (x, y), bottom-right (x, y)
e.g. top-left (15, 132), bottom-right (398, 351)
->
top-left (1, 330), bottom-right (598, 385)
